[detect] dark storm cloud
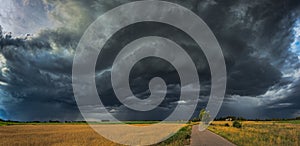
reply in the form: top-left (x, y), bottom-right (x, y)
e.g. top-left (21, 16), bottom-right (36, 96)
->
top-left (227, 58), bottom-right (282, 96)
top-left (262, 79), bottom-right (300, 118)
top-left (0, 0), bottom-right (299, 121)
top-left (194, 0), bottom-right (300, 118)
top-left (196, 0), bottom-right (299, 94)
top-left (0, 34), bottom-right (79, 121)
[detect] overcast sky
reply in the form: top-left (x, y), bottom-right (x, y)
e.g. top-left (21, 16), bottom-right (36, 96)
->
top-left (0, 0), bottom-right (299, 121)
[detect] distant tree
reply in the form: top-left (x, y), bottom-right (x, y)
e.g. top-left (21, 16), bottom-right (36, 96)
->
top-left (237, 117), bottom-right (246, 121)
top-left (191, 117), bottom-right (199, 122)
top-left (49, 120), bottom-right (60, 123)
top-left (199, 109), bottom-right (205, 120)
top-left (199, 109), bottom-right (211, 124)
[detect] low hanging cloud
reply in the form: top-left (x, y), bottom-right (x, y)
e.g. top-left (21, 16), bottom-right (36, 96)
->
top-left (0, 0), bottom-right (299, 121)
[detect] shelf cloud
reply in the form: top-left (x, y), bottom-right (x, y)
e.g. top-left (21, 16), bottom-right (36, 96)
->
top-left (0, 0), bottom-right (299, 121)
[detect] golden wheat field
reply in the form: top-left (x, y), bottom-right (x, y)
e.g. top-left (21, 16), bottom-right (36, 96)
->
top-left (208, 121), bottom-right (300, 146)
top-left (0, 124), bottom-right (185, 146)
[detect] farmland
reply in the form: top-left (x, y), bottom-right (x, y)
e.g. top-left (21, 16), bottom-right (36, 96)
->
top-left (208, 121), bottom-right (300, 146)
top-left (1, 120), bottom-right (299, 145)
top-left (0, 123), bottom-right (191, 146)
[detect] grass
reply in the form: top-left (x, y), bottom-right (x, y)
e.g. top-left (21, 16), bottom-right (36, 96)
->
top-left (0, 122), bottom-right (191, 146)
top-left (0, 121), bottom-right (23, 126)
top-left (276, 120), bottom-right (300, 124)
top-left (0, 121), bottom-right (184, 126)
top-left (0, 121), bottom-right (86, 126)
top-left (156, 125), bottom-right (191, 146)
top-left (208, 121), bottom-right (300, 146)
top-left (3, 120), bottom-right (298, 145)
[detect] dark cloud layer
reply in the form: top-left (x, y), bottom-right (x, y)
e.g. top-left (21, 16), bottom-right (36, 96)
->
top-left (0, 0), bottom-right (299, 121)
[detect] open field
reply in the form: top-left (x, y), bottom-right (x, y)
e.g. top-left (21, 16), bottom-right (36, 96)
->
top-left (0, 123), bottom-right (191, 146)
top-left (1, 120), bottom-right (299, 146)
top-left (208, 121), bottom-right (300, 146)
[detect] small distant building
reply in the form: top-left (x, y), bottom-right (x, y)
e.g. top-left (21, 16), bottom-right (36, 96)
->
top-left (225, 118), bottom-right (233, 121)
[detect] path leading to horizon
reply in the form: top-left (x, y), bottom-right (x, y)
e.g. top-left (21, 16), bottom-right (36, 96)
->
top-left (191, 125), bottom-right (236, 146)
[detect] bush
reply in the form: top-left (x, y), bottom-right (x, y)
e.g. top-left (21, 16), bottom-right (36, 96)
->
top-left (224, 123), bottom-right (230, 127)
top-left (233, 121), bottom-right (242, 128)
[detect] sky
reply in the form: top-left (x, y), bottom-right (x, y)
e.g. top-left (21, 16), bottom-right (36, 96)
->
top-left (0, 0), bottom-right (299, 121)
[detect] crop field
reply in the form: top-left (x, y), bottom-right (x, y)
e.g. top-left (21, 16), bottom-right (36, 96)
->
top-left (1, 120), bottom-right (298, 146)
top-left (208, 121), bottom-right (300, 146)
top-left (0, 123), bottom-right (190, 146)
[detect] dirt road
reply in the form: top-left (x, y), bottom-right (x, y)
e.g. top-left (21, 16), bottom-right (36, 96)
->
top-left (190, 125), bottom-right (236, 146)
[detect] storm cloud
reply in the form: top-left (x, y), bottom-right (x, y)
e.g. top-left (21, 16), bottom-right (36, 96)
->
top-left (0, 0), bottom-right (299, 121)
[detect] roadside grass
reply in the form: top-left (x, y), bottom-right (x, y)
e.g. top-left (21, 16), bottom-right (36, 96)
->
top-left (156, 125), bottom-right (192, 146)
top-left (208, 121), bottom-right (300, 146)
